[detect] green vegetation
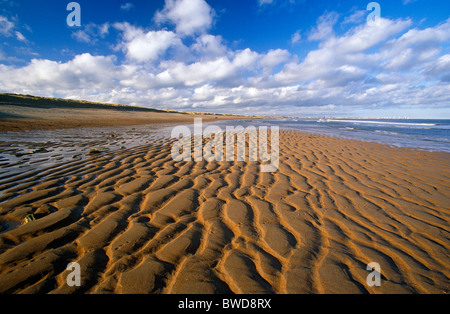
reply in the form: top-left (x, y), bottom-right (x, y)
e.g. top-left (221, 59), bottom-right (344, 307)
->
top-left (0, 93), bottom-right (253, 117)
top-left (22, 214), bottom-right (36, 225)
top-left (0, 93), bottom-right (180, 113)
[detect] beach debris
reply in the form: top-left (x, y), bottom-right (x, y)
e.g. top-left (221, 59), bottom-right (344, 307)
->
top-left (14, 152), bottom-right (30, 157)
top-left (29, 148), bottom-right (49, 154)
top-left (14, 147), bottom-right (49, 157)
top-left (88, 148), bottom-right (103, 155)
top-left (87, 146), bottom-right (110, 157)
top-left (22, 214), bottom-right (36, 225)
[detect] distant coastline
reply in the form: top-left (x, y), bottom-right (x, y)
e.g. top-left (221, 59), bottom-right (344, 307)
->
top-left (0, 93), bottom-right (263, 132)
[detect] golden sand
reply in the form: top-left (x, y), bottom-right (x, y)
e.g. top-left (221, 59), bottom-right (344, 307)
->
top-left (0, 105), bottom-right (244, 133)
top-left (0, 130), bottom-right (449, 294)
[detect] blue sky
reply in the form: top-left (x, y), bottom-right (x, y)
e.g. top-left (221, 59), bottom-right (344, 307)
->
top-left (0, 0), bottom-right (449, 118)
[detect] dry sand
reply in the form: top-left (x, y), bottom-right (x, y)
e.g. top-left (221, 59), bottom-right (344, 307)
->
top-left (0, 105), bottom-right (242, 133)
top-left (0, 93), bottom-right (252, 132)
top-left (0, 130), bottom-right (449, 294)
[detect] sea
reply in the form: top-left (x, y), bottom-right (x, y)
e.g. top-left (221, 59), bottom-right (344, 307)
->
top-left (255, 118), bottom-right (450, 153)
top-left (0, 118), bottom-right (449, 179)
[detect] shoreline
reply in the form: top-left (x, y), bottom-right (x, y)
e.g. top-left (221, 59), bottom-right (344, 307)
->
top-left (0, 129), bottom-right (449, 294)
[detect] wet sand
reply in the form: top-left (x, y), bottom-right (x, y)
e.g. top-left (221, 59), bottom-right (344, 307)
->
top-left (0, 129), bottom-right (449, 294)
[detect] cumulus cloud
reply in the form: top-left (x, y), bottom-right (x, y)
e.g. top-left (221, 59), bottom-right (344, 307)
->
top-left (114, 22), bottom-right (183, 63)
top-left (155, 0), bottom-right (214, 36)
top-left (260, 49), bottom-right (291, 69)
top-left (191, 34), bottom-right (228, 60)
top-left (125, 30), bottom-right (178, 62)
top-left (0, 7), bottom-right (449, 116)
top-left (0, 54), bottom-right (119, 94)
top-left (152, 48), bottom-right (260, 88)
top-left (381, 18), bottom-right (450, 71)
top-left (275, 17), bottom-right (412, 85)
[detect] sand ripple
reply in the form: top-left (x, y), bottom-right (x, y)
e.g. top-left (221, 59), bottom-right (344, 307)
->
top-left (0, 130), bottom-right (449, 294)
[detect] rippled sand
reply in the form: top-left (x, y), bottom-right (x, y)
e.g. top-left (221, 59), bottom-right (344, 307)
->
top-left (0, 130), bottom-right (449, 294)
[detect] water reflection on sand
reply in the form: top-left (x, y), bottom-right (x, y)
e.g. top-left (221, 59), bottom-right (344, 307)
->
top-left (0, 123), bottom-right (176, 179)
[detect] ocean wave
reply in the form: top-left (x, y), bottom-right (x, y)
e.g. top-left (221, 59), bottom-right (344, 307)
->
top-left (375, 130), bottom-right (400, 135)
top-left (325, 119), bottom-right (437, 127)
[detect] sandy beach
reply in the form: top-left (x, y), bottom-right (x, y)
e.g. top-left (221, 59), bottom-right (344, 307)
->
top-left (1, 0), bottom-right (449, 298)
top-left (0, 125), bottom-right (449, 294)
top-left (0, 94), bottom-right (249, 133)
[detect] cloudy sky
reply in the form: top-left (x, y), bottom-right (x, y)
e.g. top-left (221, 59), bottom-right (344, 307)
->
top-left (0, 0), bottom-right (449, 118)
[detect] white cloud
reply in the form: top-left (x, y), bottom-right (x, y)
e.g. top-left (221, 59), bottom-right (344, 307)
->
top-left (383, 18), bottom-right (450, 52)
top-left (114, 22), bottom-right (182, 63)
top-left (308, 11), bottom-right (339, 41)
top-left (258, 0), bottom-right (274, 5)
top-left (153, 48), bottom-right (259, 87)
top-left (0, 8), bottom-right (449, 117)
top-left (423, 54), bottom-right (450, 81)
top-left (192, 34), bottom-right (227, 59)
top-left (260, 49), bottom-right (290, 68)
top-left (0, 15), bottom-right (14, 36)
top-left (120, 3), bottom-right (134, 11)
top-left (72, 30), bottom-right (91, 43)
top-left (342, 10), bottom-right (366, 25)
top-left (126, 30), bottom-right (178, 62)
top-left (378, 18), bottom-right (450, 71)
top-left (276, 17), bottom-right (412, 85)
top-left (258, 0), bottom-right (298, 7)
top-left (291, 30), bottom-right (301, 44)
top-left (15, 31), bottom-right (26, 42)
top-left (0, 15), bottom-right (30, 43)
top-left (72, 23), bottom-right (110, 44)
top-left (155, 0), bottom-right (214, 36)
top-left (0, 53), bottom-right (119, 94)
top-left (326, 18), bottom-right (412, 54)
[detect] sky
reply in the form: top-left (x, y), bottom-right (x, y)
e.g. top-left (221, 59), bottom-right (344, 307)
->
top-left (0, 0), bottom-right (449, 118)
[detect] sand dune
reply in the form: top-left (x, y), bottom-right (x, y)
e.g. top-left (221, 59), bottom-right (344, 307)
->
top-left (0, 93), bottom-right (250, 132)
top-left (0, 130), bottom-right (449, 294)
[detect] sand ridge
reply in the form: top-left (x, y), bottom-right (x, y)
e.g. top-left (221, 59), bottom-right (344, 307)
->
top-left (0, 93), bottom-right (256, 133)
top-left (0, 130), bottom-right (449, 294)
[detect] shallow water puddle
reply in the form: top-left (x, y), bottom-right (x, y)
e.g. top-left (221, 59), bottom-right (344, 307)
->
top-left (0, 221), bottom-right (21, 235)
